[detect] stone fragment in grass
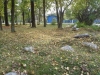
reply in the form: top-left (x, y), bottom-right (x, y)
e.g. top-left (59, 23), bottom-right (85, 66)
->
top-left (74, 33), bottom-right (89, 38)
top-left (5, 72), bottom-right (17, 75)
top-left (5, 72), bottom-right (27, 75)
top-left (61, 45), bottom-right (74, 51)
top-left (24, 46), bottom-right (35, 53)
top-left (72, 24), bottom-right (79, 31)
top-left (82, 42), bottom-right (98, 50)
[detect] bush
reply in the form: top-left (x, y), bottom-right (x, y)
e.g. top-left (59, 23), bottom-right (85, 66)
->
top-left (77, 22), bottom-right (86, 28)
top-left (51, 18), bottom-right (57, 25)
top-left (90, 25), bottom-right (100, 31)
top-left (77, 22), bottom-right (100, 31)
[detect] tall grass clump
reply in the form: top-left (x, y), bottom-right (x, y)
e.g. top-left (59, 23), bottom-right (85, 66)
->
top-left (51, 18), bottom-right (57, 25)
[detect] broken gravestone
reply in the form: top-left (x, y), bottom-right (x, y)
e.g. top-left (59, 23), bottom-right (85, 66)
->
top-left (82, 42), bottom-right (98, 50)
top-left (5, 72), bottom-right (17, 75)
top-left (24, 46), bottom-right (35, 53)
top-left (61, 45), bottom-right (74, 51)
top-left (72, 24), bottom-right (79, 31)
top-left (74, 33), bottom-right (89, 38)
top-left (5, 72), bottom-right (27, 75)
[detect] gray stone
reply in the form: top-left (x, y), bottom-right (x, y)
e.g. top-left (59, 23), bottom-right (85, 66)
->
top-left (61, 45), bottom-right (74, 51)
top-left (74, 33), bottom-right (89, 38)
top-left (5, 72), bottom-right (17, 75)
top-left (82, 42), bottom-right (98, 49)
top-left (72, 24), bottom-right (79, 31)
top-left (5, 72), bottom-right (27, 75)
top-left (24, 46), bottom-right (35, 53)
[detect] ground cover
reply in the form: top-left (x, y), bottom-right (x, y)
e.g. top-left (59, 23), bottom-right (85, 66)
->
top-left (0, 25), bottom-right (100, 75)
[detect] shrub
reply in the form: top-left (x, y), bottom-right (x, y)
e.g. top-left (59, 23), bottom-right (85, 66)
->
top-left (77, 22), bottom-right (100, 31)
top-left (90, 25), bottom-right (100, 31)
top-left (77, 22), bottom-right (86, 28)
top-left (51, 18), bottom-right (57, 25)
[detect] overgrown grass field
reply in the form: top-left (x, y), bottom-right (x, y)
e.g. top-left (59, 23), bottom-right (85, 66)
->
top-left (0, 24), bottom-right (100, 75)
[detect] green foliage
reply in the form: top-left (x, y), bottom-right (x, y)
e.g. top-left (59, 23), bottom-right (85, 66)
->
top-left (72, 0), bottom-right (100, 25)
top-left (0, 0), bottom-right (4, 16)
top-left (77, 22), bottom-right (100, 31)
top-left (90, 25), bottom-right (100, 31)
top-left (0, 24), bottom-right (100, 74)
top-left (51, 18), bottom-right (57, 25)
top-left (65, 9), bottom-right (75, 19)
top-left (77, 22), bottom-right (86, 28)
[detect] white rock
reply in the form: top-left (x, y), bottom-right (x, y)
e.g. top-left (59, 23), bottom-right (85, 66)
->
top-left (72, 24), bottom-right (79, 31)
top-left (82, 42), bottom-right (98, 49)
top-left (5, 72), bottom-right (27, 75)
top-left (5, 72), bottom-right (17, 75)
top-left (61, 45), bottom-right (74, 51)
top-left (24, 46), bottom-right (35, 52)
top-left (73, 24), bottom-right (77, 28)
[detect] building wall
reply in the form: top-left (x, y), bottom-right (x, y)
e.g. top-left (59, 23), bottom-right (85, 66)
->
top-left (94, 19), bottom-right (100, 24)
top-left (47, 15), bottom-right (57, 23)
top-left (63, 19), bottom-right (78, 23)
top-left (47, 15), bottom-right (100, 24)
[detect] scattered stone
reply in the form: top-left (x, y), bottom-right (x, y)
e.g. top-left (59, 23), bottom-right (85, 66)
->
top-left (82, 42), bottom-right (98, 50)
top-left (5, 72), bottom-right (17, 75)
top-left (74, 33), bottom-right (89, 38)
top-left (5, 71), bottom-right (27, 75)
top-left (61, 45), bottom-right (74, 51)
top-left (24, 46), bottom-right (35, 53)
top-left (72, 24), bottom-right (79, 31)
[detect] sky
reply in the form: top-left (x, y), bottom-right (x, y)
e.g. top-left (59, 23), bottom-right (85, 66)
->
top-left (46, 4), bottom-right (56, 15)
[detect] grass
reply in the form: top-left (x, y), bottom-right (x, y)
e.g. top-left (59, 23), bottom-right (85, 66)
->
top-left (0, 24), bottom-right (100, 75)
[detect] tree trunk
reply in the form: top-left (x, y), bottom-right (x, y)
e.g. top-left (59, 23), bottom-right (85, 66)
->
top-left (59, 10), bottom-right (64, 28)
top-left (28, 8), bottom-right (31, 25)
top-left (31, 0), bottom-right (36, 28)
top-left (43, 0), bottom-right (46, 27)
top-left (55, 0), bottom-right (64, 29)
top-left (55, 0), bottom-right (60, 28)
top-left (37, 8), bottom-right (41, 25)
top-left (4, 0), bottom-right (9, 26)
top-left (22, 11), bottom-right (25, 25)
top-left (11, 0), bottom-right (15, 32)
top-left (16, 15), bottom-right (18, 25)
top-left (0, 16), bottom-right (2, 30)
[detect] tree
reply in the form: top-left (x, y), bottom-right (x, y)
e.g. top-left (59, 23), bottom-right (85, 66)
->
top-left (0, 15), bottom-right (2, 31)
top-left (43, 0), bottom-right (46, 27)
top-left (4, 0), bottom-right (9, 26)
top-left (35, 0), bottom-right (49, 25)
top-left (30, 0), bottom-right (36, 28)
top-left (72, 0), bottom-right (100, 25)
top-left (20, 0), bottom-right (29, 25)
top-left (11, 0), bottom-right (15, 32)
top-left (35, 0), bottom-right (42, 25)
top-left (55, 0), bottom-right (73, 28)
top-left (0, 0), bottom-right (3, 30)
top-left (21, 0), bottom-right (25, 25)
top-left (15, 2), bottom-right (20, 25)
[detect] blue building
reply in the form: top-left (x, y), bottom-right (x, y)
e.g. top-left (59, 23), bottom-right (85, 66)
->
top-left (47, 14), bottom-right (100, 24)
top-left (63, 19), bottom-right (78, 23)
top-left (94, 19), bottom-right (100, 24)
top-left (47, 14), bottom-right (57, 23)
top-left (47, 14), bottom-right (78, 23)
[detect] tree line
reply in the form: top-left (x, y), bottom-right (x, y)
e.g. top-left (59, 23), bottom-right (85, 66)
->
top-left (0, 0), bottom-right (100, 32)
